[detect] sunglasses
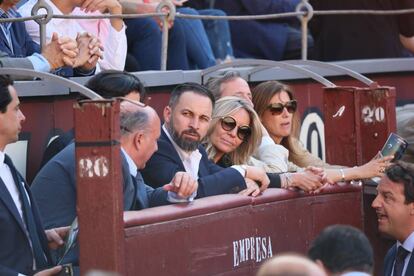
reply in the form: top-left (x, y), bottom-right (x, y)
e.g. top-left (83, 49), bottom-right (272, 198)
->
top-left (220, 116), bottom-right (252, 141)
top-left (267, 100), bottom-right (297, 115)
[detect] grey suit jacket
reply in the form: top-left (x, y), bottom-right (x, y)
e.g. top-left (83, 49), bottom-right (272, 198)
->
top-left (0, 50), bottom-right (33, 69)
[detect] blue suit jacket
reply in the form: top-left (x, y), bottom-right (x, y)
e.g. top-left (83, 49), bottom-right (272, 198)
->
top-left (141, 128), bottom-right (246, 197)
top-left (384, 244), bottom-right (414, 276)
top-left (214, 0), bottom-right (300, 60)
top-left (0, 163), bottom-right (51, 276)
top-left (0, 10), bottom-right (40, 58)
top-left (31, 143), bottom-right (170, 266)
top-left (31, 143), bottom-right (170, 229)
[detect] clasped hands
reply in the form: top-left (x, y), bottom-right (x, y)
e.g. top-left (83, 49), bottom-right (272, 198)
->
top-left (42, 32), bottom-right (104, 71)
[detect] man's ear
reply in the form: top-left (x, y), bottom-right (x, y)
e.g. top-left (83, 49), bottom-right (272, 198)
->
top-left (134, 132), bottom-right (143, 150)
top-left (163, 106), bottom-right (171, 124)
top-left (315, 259), bottom-right (331, 276)
top-left (409, 202), bottom-right (414, 216)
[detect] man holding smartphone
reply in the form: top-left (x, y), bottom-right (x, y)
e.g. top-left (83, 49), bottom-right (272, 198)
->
top-left (0, 75), bottom-right (69, 276)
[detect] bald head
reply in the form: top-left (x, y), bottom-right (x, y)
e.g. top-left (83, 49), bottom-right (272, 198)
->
top-left (120, 101), bottom-right (158, 136)
top-left (257, 254), bottom-right (326, 276)
top-left (120, 100), bottom-right (161, 168)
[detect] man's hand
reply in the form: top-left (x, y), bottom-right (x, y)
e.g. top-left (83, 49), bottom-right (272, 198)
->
top-left (163, 171), bottom-right (198, 198)
top-left (74, 32), bottom-right (103, 71)
top-left (239, 178), bottom-right (261, 197)
top-left (45, 226), bottom-right (70, 250)
top-left (42, 32), bottom-right (78, 70)
top-left (34, 266), bottom-right (62, 276)
top-left (245, 166), bottom-right (270, 191)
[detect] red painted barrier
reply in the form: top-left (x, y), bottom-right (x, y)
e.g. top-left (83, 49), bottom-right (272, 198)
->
top-left (74, 100), bottom-right (126, 275)
top-left (122, 185), bottom-right (362, 276)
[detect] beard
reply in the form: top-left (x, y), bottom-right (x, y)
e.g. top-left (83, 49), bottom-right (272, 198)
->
top-left (166, 118), bottom-right (202, 152)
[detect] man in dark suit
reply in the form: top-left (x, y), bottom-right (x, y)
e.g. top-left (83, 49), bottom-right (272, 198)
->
top-left (141, 83), bottom-right (270, 197)
top-left (0, 75), bottom-right (67, 275)
top-left (372, 161), bottom-right (414, 276)
top-left (31, 100), bottom-right (197, 229)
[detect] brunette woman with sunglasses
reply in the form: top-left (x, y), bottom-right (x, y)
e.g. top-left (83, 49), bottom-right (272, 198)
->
top-left (205, 96), bottom-right (328, 192)
top-left (252, 80), bottom-right (393, 183)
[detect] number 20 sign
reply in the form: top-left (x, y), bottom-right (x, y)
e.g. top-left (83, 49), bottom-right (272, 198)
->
top-left (361, 106), bottom-right (385, 124)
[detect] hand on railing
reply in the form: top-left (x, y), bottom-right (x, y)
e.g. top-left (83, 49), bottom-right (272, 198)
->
top-left (42, 32), bottom-right (79, 70)
top-left (245, 165), bottom-right (270, 192)
top-left (239, 178), bottom-right (261, 197)
top-left (283, 170), bottom-right (324, 193)
top-left (163, 171), bottom-right (198, 199)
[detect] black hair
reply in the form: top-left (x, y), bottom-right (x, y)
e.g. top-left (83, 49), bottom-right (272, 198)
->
top-left (308, 225), bottom-right (374, 274)
top-left (85, 70), bottom-right (145, 102)
top-left (0, 75), bottom-right (13, 113)
top-left (386, 161), bottom-right (414, 204)
top-left (168, 82), bottom-right (215, 109)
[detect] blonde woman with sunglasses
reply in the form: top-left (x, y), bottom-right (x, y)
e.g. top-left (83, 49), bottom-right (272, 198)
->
top-left (252, 80), bottom-right (393, 183)
top-left (205, 96), bottom-right (328, 192)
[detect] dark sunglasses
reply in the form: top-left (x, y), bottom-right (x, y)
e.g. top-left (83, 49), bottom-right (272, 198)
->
top-left (267, 100), bottom-right (297, 115)
top-left (220, 116), bottom-right (252, 141)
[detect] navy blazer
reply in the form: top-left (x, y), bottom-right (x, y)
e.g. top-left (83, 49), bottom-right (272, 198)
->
top-left (0, 162), bottom-right (51, 276)
top-left (0, 10), bottom-right (40, 58)
top-left (31, 143), bottom-right (170, 266)
top-left (141, 128), bottom-right (247, 197)
top-left (214, 0), bottom-right (300, 60)
top-left (384, 244), bottom-right (414, 276)
top-left (31, 143), bottom-right (170, 229)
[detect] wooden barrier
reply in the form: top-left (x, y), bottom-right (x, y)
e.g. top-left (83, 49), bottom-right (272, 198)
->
top-left (73, 183), bottom-right (362, 275)
top-left (121, 185), bottom-right (362, 275)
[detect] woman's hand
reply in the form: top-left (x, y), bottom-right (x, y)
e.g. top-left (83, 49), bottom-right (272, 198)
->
top-left (239, 178), bottom-right (261, 197)
top-left (357, 154), bottom-right (394, 178)
top-left (288, 171), bottom-right (324, 192)
top-left (245, 165), bottom-right (270, 191)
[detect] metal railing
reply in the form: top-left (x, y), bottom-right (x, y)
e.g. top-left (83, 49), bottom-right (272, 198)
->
top-left (1, 0), bottom-right (414, 71)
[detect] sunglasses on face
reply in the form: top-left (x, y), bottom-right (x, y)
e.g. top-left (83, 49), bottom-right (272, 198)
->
top-left (267, 100), bottom-right (297, 115)
top-left (220, 116), bottom-right (252, 141)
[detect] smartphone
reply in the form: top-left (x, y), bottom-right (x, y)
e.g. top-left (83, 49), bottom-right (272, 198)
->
top-left (57, 217), bottom-right (79, 265)
top-left (380, 133), bottom-right (408, 161)
top-left (57, 263), bottom-right (73, 276)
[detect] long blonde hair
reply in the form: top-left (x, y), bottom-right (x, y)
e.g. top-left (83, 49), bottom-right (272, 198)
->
top-left (252, 81), bottom-right (305, 164)
top-left (206, 96), bottom-right (262, 165)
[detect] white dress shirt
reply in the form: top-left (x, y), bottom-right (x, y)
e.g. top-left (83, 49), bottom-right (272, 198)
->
top-left (341, 272), bottom-right (371, 276)
top-left (393, 231), bottom-right (414, 276)
top-left (162, 125), bottom-right (201, 202)
top-left (0, 151), bottom-right (24, 219)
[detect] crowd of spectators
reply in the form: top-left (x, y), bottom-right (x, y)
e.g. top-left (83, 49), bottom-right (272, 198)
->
top-left (1, 69), bottom-right (412, 275)
top-left (0, 0), bottom-right (414, 275)
top-left (1, 0), bottom-right (413, 73)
